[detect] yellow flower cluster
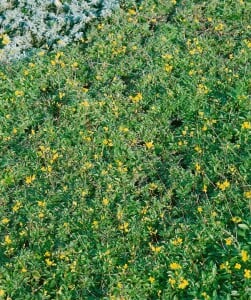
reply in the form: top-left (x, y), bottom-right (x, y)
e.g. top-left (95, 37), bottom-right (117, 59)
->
top-left (171, 237), bottom-right (183, 246)
top-left (129, 92), bottom-right (143, 103)
top-left (118, 222), bottom-right (129, 233)
top-left (149, 243), bottom-right (162, 253)
top-left (197, 84), bottom-right (209, 95)
top-left (241, 250), bottom-right (249, 262)
top-left (241, 121), bottom-right (251, 129)
top-left (25, 174), bottom-right (36, 185)
top-left (169, 262), bottom-right (182, 270)
top-left (168, 277), bottom-right (189, 289)
top-left (216, 179), bottom-right (230, 191)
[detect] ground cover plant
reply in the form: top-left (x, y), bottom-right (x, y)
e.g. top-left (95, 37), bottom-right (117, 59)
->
top-left (0, 0), bottom-right (119, 62)
top-left (0, 0), bottom-right (250, 299)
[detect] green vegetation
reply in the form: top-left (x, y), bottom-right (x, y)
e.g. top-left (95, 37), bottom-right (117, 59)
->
top-left (0, 0), bottom-right (250, 299)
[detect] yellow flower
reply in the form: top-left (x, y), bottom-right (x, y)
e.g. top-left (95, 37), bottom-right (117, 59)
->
top-left (4, 235), bottom-right (12, 245)
top-left (169, 262), bottom-right (182, 270)
top-left (1, 33), bottom-right (10, 45)
top-left (97, 23), bottom-right (104, 30)
top-left (44, 251), bottom-right (51, 257)
top-left (195, 163), bottom-right (201, 172)
top-left (41, 165), bottom-right (52, 173)
top-left (225, 237), bottom-right (233, 246)
top-left (12, 201), bottom-right (22, 212)
top-left (82, 162), bottom-right (93, 171)
top-left (145, 141), bottom-right (154, 150)
top-left (244, 39), bottom-right (251, 48)
top-left (82, 87), bottom-right (89, 93)
top-left (149, 243), bottom-right (162, 253)
top-left (201, 292), bottom-right (210, 299)
top-left (234, 263), bottom-right (241, 270)
top-left (178, 278), bottom-right (189, 289)
top-left (148, 276), bottom-right (155, 284)
top-left (119, 126), bottom-right (129, 133)
top-left (194, 145), bottom-right (202, 153)
top-left (241, 121), bottom-right (251, 129)
top-left (149, 183), bottom-right (158, 190)
top-left (103, 139), bottom-right (113, 147)
top-left (15, 90), bottom-right (24, 97)
top-left (216, 179), bottom-right (230, 191)
top-left (45, 258), bottom-right (56, 266)
top-left (244, 269), bottom-right (251, 279)
top-left (220, 261), bottom-right (231, 272)
top-left (81, 100), bottom-right (90, 107)
top-left (38, 212), bottom-right (44, 219)
top-left (38, 201), bottom-right (46, 207)
top-left (117, 210), bottom-right (123, 220)
top-left (92, 220), bottom-right (99, 229)
top-left (25, 174), bottom-right (36, 185)
top-left (119, 222), bottom-right (129, 233)
top-left (102, 198), bottom-right (109, 206)
top-left (0, 289), bottom-right (5, 297)
top-left (189, 48), bottom-right (201, 55)
top-left (165, 64), bottom-right (173, 73)
top-left (211, 211), bottom-right (217, 217)
top-left (215, 23), bottom-right (224, 31)
top-left (197, 84), bottom-right (209, 94)
top-left (241, 250), bottom-right (249, 262)
top-left (197, 206), bottom-right (203, 213)
top-left (168, 278), bottom-right (176, 287)
top-left (231, 216), bottom-right (242, 223)
top-left (19, 230), bottom-right (27, 237)
top-left (21, 267), bottom-right (27, 273)
top-left (129, 92), bottom-right (143, 103)
top-left (71, 62), bottom-right (79, 68)
top-left (59, 92), bottom-right (65, 99)
top-left (244, 191), bottom-right (251, 198)
top-left (171, 237), bottom-right (183, 246)
top-left (38, 51), bottom-right (45, 56)
top-left (128, 8), bottom-right (136, 15)
top-left (1, 218), bottom-right (10, 224)
top-left (202, 184), bottom-right (207, 193)
top-left (162, 53), bottom-right (173, 60)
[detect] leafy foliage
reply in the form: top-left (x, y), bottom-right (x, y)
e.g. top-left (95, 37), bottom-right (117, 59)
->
top-left (0, 0), bottom-right (250, 299)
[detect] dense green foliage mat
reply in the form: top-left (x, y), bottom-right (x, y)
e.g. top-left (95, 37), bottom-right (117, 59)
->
top-left (0, 0), bottom-right (250, 299)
